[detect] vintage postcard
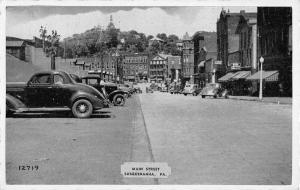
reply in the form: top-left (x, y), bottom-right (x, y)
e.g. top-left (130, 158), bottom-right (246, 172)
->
top-left (0, 0), bottom-right (299, 189)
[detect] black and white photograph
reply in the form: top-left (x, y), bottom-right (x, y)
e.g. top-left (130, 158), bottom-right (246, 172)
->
top-left (1, 1), bottom-right (298, 189)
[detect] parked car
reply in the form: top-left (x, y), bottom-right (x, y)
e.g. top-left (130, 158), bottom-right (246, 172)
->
top-left (182, 84), bottom-right (202, 96)
top-left (70, 73), bottom-right (82, 83)
top-left (161, 86), bottom-right (168, 92)
top-left (200, 83), bottom-right (228, 98)
top-left (134, 86), bottom-right (142, 93)
top-left (170, 84), bottom-right (182, 94)
top-left (150, 83), bottom-right (160, 91)
top-left (118, 84), bottom-right (133, 96)
top-left (6, 71), bottom-right (108, 118)
top-left (81, 75), bottom-right (128, 106)
top-left (146, 87), bottom-right (154, 93)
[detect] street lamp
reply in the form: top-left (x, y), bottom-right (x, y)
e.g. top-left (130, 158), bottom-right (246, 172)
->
top-left (259, 56), bottom-right (264, 100)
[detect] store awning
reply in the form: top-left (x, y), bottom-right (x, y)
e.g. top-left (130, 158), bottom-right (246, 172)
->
top-left (198, 61), bottom-right (205, 67)
top-left (246, 70), bottom-right (279, 82)
top-left (218, 72), bottom-right (236, 82)
top-left (230, 71), bottom-right (251, 80)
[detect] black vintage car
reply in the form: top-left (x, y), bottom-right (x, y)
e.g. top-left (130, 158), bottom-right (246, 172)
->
top-left (6, 71), bottom-right (108, 118)
top-left (81, 75), bottom-right (128, 106)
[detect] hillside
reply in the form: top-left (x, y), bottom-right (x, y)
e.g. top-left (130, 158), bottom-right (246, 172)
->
top-left (6, 54), bottom-right (42, 82)
top-left (198, 31), bottom-right (217, 53)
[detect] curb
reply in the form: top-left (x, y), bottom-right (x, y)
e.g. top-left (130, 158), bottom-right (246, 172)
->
top-left (228, 97), bottom-right (292, 105)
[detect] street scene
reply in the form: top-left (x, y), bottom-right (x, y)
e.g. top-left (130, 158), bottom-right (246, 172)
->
top-left (5, 6), bottom-right (292, 185)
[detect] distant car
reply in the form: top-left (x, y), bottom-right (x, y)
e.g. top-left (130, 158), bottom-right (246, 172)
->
top-left (182, 84), bottom-right (201, 96)
top-left (81, 75), bottom-right (127, 106)
top-left (200, 83), bottom-right (228, 98)
top-left (134, 87), bottom-right (142, 93)
top-left (118, 84), bottom-right (133, 97)
top-left (146, 87), bottom-right (154, 93)
top-left (150, 83), bottom-right (158, 91)
top-left (169, 84), bottom-right (182, 94)
top-left (161, 86), bottom-right (168, 92)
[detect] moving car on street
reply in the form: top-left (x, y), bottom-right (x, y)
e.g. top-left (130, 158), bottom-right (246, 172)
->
top-left (6, 71), bottom-right (108, 118)
top-left (81, 75), bottom-right (128, 106)
top-left (200, 83), bottom-right (228, 98)
top-left (182, 84), bottom-right (202, 96)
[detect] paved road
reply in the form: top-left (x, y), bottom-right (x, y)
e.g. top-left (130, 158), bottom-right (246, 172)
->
top-left (139, 91), bottom-right (292, 185)
top-left (6, 96), bottom-right (155, 184)
top-left (6, 89), bottom-right (292, 185)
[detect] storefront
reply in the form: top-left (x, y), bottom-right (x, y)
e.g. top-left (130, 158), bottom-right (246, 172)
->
top-left (218, 71), bottom-right (251, 95)
top-left (246, 70), bottom-right (280, 96)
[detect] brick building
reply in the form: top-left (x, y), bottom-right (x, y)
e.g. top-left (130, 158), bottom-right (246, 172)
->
top-left (217, 10), bottom-right (256, 72)
top-left (235, 13), bottom-right (257, 71)
top-left (181, 32), bottom-right (194, 82)
top-left (181, 32), bottom-right (205, 84)
top-left (256, 7), bottom-right (292, 96)
top-left (123, 53), bottom-right (149, 82)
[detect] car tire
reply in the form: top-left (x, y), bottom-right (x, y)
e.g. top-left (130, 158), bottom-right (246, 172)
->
top-left (192, 92), bottom-right (197, 96)
top-left (202, 95), bottom-right (205, 98)
top-left (213, 95), bottom-right (217, 98)
top-left (184, 94), bottom-right (187, 96)
top-left (113, 94), bottom-right (125, 106)
top-left (72, 99), bottom-right (93, 118)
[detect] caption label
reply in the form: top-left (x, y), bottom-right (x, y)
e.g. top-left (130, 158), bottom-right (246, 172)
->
top-left (121, 162), bottom-right (171, 178)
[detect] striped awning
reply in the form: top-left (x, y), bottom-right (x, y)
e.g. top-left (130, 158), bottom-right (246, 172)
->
top-left (246, 70), bottom-right (279, 82)
top-left (230, 71), bottom-right (251, 80)
top-left (218, 72), bottom-right (236, 82)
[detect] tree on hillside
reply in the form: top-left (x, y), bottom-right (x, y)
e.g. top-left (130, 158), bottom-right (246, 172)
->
top-left (39, 26), bottom-right (47, 52)
top-left (46, 30), bottom-right (60, 70)
top-left (167, 34), bottom-right (179, 43)
top-left (147, 35), bottom-right (154, 41)
top-left (156, 33), bottom-right (167, 41)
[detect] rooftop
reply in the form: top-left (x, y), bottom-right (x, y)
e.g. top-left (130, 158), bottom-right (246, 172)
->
top-left (6, 40), bottom-right (25, 47)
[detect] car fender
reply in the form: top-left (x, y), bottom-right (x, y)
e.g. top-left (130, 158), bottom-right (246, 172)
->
top-left (70, 91), bottom-right (102, 108)
top-left (6, 93), bottom-right (26, 111)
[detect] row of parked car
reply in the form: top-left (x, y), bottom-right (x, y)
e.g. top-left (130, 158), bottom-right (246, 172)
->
top-left (6, 71), bottom-right (140, 119)
top-left (170, 83), bottom-right (229, 98)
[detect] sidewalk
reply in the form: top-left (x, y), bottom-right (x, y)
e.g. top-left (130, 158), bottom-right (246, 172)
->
top-left (228, 96), bottom-right (292, 104)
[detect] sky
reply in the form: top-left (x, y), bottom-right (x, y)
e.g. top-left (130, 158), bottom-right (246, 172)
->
top-left (6, 6), bottom-right (257, 40)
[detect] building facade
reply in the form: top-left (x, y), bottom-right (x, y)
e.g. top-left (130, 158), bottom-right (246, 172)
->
top-left (149, 54), bottom-right (168, 82)
top-left (181, 32), bottom-right (194, 82)
top-left (123, 53), bottom-right (149, 82)
top-left (257, 7), bottom-right (292, 96)
top-left (217, 10), bottom-right (256, 72)
top-left (236, 13), bottom-right (257, 72)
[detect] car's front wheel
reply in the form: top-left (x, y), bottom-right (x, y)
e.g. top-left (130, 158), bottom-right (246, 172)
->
top-left (202, 95), bottom-right (205, 98)
top-left (113, 94), bottom-right (125, 106)
top-left (72, 99), bottom-right (93, 118)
